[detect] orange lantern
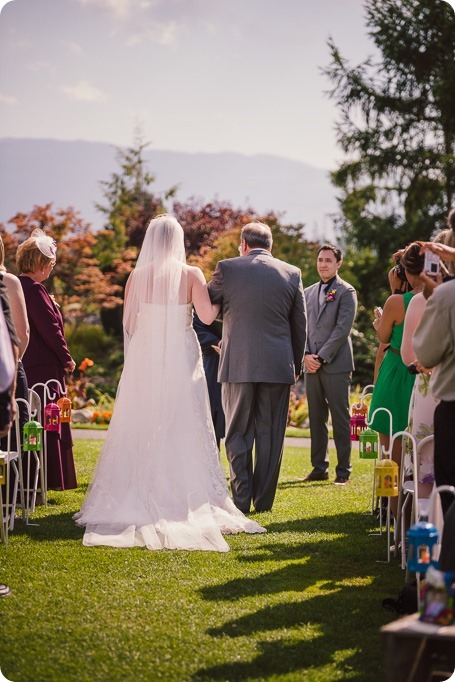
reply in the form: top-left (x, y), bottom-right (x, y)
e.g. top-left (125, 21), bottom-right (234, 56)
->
top-left (352, 402), bottom-right (368, 416)
top-left (57, 396), bottom-right (72, 423)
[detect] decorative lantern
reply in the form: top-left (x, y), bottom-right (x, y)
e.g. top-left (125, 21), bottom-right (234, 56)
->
top-left (352, 402), bottom-right (368, 416)
top-left (23, 420), bottom-right (43, 451)
top-left (57, 396), bottom-right (72, 423)
top-left (375, 458), bottom-right (399, 497)
top-left (359, 428), bottom-right (379, 459)
top-left (407, 520), bottom-right (439, 574)
top-left (0, 451), bottom-right (6, 485)
top-left (44, 402), bottom-right (60, 431)
top-left (350, 413), bottom-right (367, 441)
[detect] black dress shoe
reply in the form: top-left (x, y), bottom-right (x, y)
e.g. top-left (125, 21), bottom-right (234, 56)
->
top-left (334, 476), bottom-right (350, 485)
top-left (302, 471), bottom-right (329, 482)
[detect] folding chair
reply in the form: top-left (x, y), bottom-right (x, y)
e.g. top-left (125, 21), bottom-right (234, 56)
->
top-left (0, 409), bottom-right (25, 546)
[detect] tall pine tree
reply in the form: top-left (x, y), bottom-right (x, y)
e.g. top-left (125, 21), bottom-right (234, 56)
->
top-left (324, 0), bottom-right (455, 384)
top-left (325, 0), bottom-right (455, 260)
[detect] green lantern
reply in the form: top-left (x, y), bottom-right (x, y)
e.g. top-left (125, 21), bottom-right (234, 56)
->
top-left (0, 451), bottom-right (5, 485)
top-left (359, 428), bottom-right (379, 459)
top-left (23, 420), bottom-right (43, 451)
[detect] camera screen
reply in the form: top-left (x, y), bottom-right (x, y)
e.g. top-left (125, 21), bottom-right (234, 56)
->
top-left (424, 251), bottom-right (440, 274)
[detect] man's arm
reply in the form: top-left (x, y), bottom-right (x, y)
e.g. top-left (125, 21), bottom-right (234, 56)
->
top-left (290, 275), bottom-right (307, 378)
top-left (207, 262), bottom-right (224, 304)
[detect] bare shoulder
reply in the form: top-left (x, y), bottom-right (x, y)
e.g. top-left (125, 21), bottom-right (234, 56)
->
top-left (185, 264), bottom-right (206, 284)
top-left (386, 293), bottom-right (405, 309)
top-left (384, 293), bottom-right (406, 320)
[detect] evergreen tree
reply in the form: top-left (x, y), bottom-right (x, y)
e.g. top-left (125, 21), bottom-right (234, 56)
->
top-left (324, 0), bottom-right (455, 385)
top-left (325, 0), bottom-right (454, 257)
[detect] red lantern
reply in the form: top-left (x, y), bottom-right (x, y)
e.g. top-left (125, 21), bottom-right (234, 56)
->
top-left (44, 402), bottom-right (60, 431)
top-left (57, 396), bottom-right (72, 423)
top-left (350, 413), bottom-right (367, 441)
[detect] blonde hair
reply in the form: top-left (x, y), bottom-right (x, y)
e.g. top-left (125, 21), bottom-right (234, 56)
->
top-left (16, 235), bottom-right (54, 274)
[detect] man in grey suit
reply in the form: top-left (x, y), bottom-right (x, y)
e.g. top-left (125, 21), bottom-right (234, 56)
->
top-left (303, 244), bottom-right (357, 485)
top-left (208, 222), bottom-right (307, 513)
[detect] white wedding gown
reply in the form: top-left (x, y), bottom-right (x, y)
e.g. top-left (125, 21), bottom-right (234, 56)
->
top-left (75, 303), bottom-right (265, 551)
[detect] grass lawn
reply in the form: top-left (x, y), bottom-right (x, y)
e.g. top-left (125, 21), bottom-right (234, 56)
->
top-left (1, 441), bottom-right (404, 682)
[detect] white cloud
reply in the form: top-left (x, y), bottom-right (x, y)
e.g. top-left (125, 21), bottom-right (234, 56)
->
top-left (0, 92), bottom-right (17, 105)
top-left (60, 80), bottom-right (108, 103)
top-left (78, 0), bottom-right (211, 45)
top-left (61, 40), bottom-right (84, 55)
top-left (26, 60), bottom-right (52, 73)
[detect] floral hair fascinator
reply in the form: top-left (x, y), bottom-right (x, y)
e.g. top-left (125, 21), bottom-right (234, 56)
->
top-left (32, 229), bottom-right (57, 259)
top-left (326, 288), bottom-right (337, 302)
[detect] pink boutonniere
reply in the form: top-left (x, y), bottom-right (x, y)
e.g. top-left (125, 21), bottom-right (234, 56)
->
top-left (325, 288), bottom-right (337, 302)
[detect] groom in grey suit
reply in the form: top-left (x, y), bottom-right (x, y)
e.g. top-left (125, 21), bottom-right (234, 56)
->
top-left (208, 222), bottom-right (306, 513)
top-left (303, 244), bottom-right (357, 485)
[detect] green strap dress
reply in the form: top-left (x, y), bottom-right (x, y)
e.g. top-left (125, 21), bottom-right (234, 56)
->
top-left (369, 292), bottom-right (417, 435)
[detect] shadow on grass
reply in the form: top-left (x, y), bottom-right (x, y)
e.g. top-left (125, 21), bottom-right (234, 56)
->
top-left (194, 512), bottom-right (395, 681)
top-left (193, 584), bottom-right (379, 681)
top-left (10, 509), bottom-right (84, 541)
top-left (277, 479), bottom-right (330, 490)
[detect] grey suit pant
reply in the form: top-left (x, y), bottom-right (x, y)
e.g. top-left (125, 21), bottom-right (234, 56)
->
top-left (305, 370), bottom-right (352, 479)
top-left (222, 382), bottom-right (291, 513)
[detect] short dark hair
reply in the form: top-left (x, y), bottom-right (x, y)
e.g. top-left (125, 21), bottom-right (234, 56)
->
top-left (318, 244), bottom-right (342, 262)
top-left (241, 222), bottom-right (273, 250)
top-left (401, 241), bottom-right (425, 276)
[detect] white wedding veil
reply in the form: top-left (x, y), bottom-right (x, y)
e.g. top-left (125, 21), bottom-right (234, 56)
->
top-left (123, 214), bottom-right (187, 357)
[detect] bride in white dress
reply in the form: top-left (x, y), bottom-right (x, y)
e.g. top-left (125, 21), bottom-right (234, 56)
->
top-left (75, 214), bottom-right (265, 551)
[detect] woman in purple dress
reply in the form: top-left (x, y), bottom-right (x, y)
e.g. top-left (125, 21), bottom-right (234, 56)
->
top-left (16, 229), bottom-right (77, 490)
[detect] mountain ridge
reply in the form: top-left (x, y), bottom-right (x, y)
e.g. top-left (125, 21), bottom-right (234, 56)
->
top-left (0, 138), bottom-right (338, 239)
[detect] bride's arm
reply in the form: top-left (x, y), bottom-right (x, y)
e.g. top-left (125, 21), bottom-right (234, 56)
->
top-left (123, 271), bottom-right (136, 338)
top-left (191, 268), bottom-right (220, 324)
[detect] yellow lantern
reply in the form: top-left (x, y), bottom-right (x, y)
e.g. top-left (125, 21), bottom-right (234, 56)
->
top-left (375, 458), bottom-right (399, 497)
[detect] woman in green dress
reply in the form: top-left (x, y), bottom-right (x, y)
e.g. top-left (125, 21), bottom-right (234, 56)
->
top-left (369, 243), bottom-right (425, 513)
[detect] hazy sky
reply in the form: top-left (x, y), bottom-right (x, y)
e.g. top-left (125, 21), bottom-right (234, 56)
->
top-left (0, 0), bottom-right (383, 171)
top-left (2, 0), bottom-right (450, 172)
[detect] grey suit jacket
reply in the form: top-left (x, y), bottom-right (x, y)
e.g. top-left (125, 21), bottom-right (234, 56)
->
top-left (304, 274), bottom-right (357, 373)
top-left (208, 249), bottom-right (307, 384)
